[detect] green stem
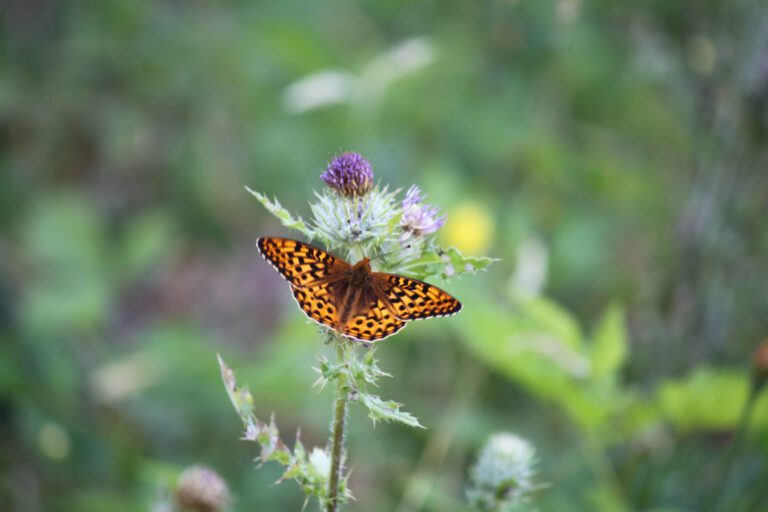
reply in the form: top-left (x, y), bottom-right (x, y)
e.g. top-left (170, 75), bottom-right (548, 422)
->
top-left (713, 385), bottom-right (759, 512)
top-left (745, 470), bottom-right (768, 512)
top-left (327, 340), bottom-right (349, 512)
top-left (394, 361), bottom-right (485, 512)
top-left (580, 431), bottom-right (628, 510)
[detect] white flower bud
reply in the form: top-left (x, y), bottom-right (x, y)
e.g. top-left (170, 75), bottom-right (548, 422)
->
top-left (467, 433), bottom-right (539, 511)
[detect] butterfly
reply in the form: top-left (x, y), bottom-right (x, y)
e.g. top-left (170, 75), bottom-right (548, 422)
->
top-left (257, 237), bottom-right (462, 342)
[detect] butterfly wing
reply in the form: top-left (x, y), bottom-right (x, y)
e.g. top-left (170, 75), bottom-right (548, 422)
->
top-left (342, 298), bottom-right (407, 342)
top-left (258, 237), bottom-right (347, 331)
top-left (257, 237), bottom-right (459, 341)
top-left (257, 237), bottom-right (348, 288)
top-left (375, 273), bottom-right (462, 321)
top-left (290, 283), bottom-right (340, 330)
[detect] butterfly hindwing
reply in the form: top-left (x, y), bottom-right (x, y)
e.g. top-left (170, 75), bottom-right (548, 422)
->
top-left (377, 273), bottom-right (462, 321)
top-left (342, 298), bottom-right (407, 342)
top-left (290, 283), bottom-right (339, 330)
top-left (257, 237), bottom-right (347, 288)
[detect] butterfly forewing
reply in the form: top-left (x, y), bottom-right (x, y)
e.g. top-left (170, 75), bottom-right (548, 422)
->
top-left (377, 274), bottom-right (462, 321)
top-left (257, 237), bottom-right (348, 288)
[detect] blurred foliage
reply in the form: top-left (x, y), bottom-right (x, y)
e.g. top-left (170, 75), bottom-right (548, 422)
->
top-left (2, 0), bottom-right (768, 511)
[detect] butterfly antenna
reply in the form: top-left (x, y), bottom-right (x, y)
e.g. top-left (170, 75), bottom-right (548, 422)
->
top-left (356, 241), bottom-right (367, 259)
top-left (371, 244), bottom-right (412, 262)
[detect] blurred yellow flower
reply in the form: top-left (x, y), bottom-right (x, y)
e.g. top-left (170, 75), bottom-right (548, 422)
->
top-left (441, 201), bottom-right (495, 254)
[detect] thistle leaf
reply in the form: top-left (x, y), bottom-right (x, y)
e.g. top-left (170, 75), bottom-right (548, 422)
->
top-left (358, 392), bottom-right (424, 428)
top-left (245, 186), bottom-right (312, 236)
top-left (399, 246), bottom-right (498, 280)
top-left (442, 246), bottom-right (498, 273)
top-left (218, 355), bottom-right (318, 493)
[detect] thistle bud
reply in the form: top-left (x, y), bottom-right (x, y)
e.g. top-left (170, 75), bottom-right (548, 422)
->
top-left (752, 340), bottom-right (768, 393)
top-left (467, 433), bottom-right (538, 511)
top-left (175, 465), bottom-right (231, 512)
top-left (320, 152), bottom-right (374, 197)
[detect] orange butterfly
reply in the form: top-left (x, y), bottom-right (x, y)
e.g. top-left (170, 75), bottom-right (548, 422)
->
top-left (257, 237), bottom-right (462, 342)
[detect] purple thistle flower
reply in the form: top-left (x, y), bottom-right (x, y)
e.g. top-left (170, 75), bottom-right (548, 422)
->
top-left (320, 152), bottom-right (374, 197)
top-left (400, 185), bottom-right (446, 238)
top-left (402, 185), bottom-right (425, 209)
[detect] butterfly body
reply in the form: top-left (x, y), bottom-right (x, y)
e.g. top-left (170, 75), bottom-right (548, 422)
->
top-left (257, 237), bottom-right (461, 342)
top-left (347, 258), bottom-right (373, 287)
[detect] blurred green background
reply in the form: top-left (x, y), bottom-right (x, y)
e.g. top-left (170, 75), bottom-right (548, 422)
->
top-left (2, 0), bottom-right (768, 511)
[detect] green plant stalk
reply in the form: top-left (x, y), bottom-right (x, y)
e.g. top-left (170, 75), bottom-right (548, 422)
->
top-left (713, 384), bottom-right (759, 512)
top-left (327, 340), bottom-right (349, 512)
top-left (395, 361), bottom-right (485, 512)
top-left (581, 431), bottom-right (628, 510)
top-left (745, 468), bottom-right (768, 512)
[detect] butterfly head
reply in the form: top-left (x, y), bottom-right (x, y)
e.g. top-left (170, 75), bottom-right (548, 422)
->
top-left (350, 257), bottom-right (373, 286)
top-left (352, 257), bottom-right (371, 271)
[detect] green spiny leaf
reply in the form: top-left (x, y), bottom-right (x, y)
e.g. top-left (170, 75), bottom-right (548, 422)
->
top-left (398, 245), bottom-right (498, 280)
top-left (358, 392), bottom-right (424, 428)
top-left (245, 186), bottom-right (312, 236)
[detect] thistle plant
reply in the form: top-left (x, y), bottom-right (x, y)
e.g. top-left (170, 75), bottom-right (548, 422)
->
top-left (467, 433), bottom-right (541, 512)
top-left (219, 152), bottom-right (494, 511)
